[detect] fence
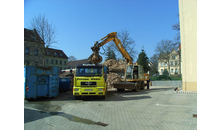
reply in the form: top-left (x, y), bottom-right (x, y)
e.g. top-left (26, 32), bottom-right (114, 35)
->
top-left (151, 80), bottom-right (182, 87)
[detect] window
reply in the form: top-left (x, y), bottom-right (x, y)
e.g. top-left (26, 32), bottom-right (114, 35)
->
top-left (46, 51), bottom-right (50, 55)
top-left (56, 60), bottom-right (58, 64)
top-left (54, 52), bottom-right (58, 56)
top-left (175, 61), bottom-right (177, 66)
top-left (161, 62), bottom-right (163, 66)
top-left (172, 56), bottom-right (175, 59)
top-left (60, 61), bottom-right (62, 65)
top-left (51, 59), bottom-right (53, 64)
top-left (161, 69), bottom-right (164, 74)
top-left (46, 59), bottom-right (48, 64)
top-left (171, 61), bottom-right (173, 66)
top-left (171, 69), bottom-right (173, 73)
top-left (75, 67), bottom-right (102, 76)
top-left (64, 61), bottom-right (66, 65)
top-left (25, 47), bottom-right (29, 54)
top-left (34, 49), bottom-right (38, 55)
top-left (175, 68), bottom-right (178, 73)
top-left (165, 62), bottom-right (167, 66)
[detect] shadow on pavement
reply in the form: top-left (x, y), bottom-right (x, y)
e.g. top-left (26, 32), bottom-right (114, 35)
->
top-left (24, 108), bottom-right (109, 127)
top-left (24, 86), bottom-right (175, 102)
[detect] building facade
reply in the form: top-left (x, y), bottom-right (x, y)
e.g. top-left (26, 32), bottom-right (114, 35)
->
top-left (179, 0), bottom-right (197, 91)
top-left (45, 48), bottom-right (68, 70)
top-left (68, 59), bottom-right (89, 69)
top-left (158, 49), bottom-right (181, 75)
top-left (24, 28), bottom-right (68, 70)
top-left (24, 28), bottom-right (44, 66)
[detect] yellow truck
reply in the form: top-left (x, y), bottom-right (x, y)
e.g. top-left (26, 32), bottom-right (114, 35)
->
top-left (73, 64), bottom-right (108, 99)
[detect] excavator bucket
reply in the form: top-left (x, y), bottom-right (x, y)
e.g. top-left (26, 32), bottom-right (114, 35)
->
top-left (88, 44), bottom-right (103, 64)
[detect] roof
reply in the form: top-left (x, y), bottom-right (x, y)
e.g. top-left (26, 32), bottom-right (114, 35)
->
top-left (24, 28), bottom-right (44, 43)
top-left (68, 59), bottom-right (89, 69)
top-left (158, 48), bottom-right (179, 60)
top-left (45, 48), bottom-right (68, 59)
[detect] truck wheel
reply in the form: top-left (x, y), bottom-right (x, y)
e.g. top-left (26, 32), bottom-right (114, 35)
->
top-left (140, 81), bottom-right (145, 90)
top-left (135, 83), bottom-right (140, 92)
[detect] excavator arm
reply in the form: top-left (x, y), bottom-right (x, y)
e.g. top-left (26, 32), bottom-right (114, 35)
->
top-left (88, 32), bottom-right (132, 64)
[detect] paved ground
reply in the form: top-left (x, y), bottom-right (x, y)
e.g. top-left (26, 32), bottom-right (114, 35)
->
top-left (24, 86), bottom-right (197, 130)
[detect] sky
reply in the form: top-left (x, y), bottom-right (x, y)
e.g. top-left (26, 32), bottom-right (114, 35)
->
top-left (24, 0), bottom-right (179, 62)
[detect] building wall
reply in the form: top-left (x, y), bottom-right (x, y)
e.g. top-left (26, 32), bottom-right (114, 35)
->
top-left (45, 56), bottom-right (68, 70)
top-left (158, 50), bottom-right (180, 75)
top-left (179, 0), bottom-right (197, 91)
top-left (24, 41), bottom-right (44, 66)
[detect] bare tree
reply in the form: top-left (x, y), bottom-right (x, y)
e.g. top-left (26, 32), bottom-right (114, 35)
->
top-left (155, 39), bottom-right (174, 76)
top-left (68, 56), bottom-right (77, 61)
top-left (150, 54), bottom-right (159, 76)
top-left (104, 29), bottom-right (137, 60)
top-left (27, 14), bottom-right (58, 66)
top-left (28, 14), bottom-right (58, 48)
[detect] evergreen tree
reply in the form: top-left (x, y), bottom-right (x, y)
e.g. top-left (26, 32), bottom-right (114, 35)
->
top-left (105, 46), bottom-right (116, 61)
top-left (136, 48), bottom-right (150, 73)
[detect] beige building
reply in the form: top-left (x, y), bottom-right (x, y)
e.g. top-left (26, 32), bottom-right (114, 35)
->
top-left (45, 48), bottom-right (68, 71)
top-left (179, 0), bottom-right (197, 91)
top-left (158, 49), bottom-right (181, 75)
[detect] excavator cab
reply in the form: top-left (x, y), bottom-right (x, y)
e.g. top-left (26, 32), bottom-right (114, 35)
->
top-left (125, 64), bottom-right (144, 80)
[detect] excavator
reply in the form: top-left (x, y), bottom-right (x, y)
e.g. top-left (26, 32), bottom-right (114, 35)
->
top-left (88, 32), bottom-right (150, 91)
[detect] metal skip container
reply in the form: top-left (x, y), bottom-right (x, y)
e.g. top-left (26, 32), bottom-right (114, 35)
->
top-left (59, 77), bottom-right (72, 92)
top-left (24, 65), bottom-right (59, 100)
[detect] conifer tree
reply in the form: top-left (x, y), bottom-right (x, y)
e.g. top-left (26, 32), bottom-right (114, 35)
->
top-left (136, 48), bottom-right (150, 73)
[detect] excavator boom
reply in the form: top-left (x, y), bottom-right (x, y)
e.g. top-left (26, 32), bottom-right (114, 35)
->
top-left (88, 32), bottom-right (132, 64)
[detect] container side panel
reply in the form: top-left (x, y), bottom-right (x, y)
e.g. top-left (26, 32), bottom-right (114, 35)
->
top-left (59, 77), bottom-right (71, 92)
top-left (25, 66), bottom-right (37, 99)
top-left (24, 66), bottom-right (26, 99)
top-left (37, 76), bottom-right (49, 97)
top-left (49, 67), bottom-right (59, 97)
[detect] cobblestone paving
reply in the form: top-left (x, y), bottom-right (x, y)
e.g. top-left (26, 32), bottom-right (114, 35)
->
top-left (24, 86), bottom-right (197, 130)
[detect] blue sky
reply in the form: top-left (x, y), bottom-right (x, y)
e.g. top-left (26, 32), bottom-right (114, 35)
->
top-left (24, 0), bottom-right (179, 62)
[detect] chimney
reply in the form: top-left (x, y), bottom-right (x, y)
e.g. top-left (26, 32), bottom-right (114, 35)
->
top-left (33, 29), bottom-right (37, 33)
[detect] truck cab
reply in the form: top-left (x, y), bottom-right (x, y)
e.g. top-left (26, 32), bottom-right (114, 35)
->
top-left (73, 64), bottom-right (108, 99)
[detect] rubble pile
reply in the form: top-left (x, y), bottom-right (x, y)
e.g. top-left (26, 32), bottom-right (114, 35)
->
top-left (106, 72), bottom-right (122, 89)
top-left (103, 59), bottom-right (127, 89)
top-left (102, 59), bottom-right (126, 71)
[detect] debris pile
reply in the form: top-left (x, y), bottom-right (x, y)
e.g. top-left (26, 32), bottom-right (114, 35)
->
top-left (102, 59), bottom-right (127, 89)
top-left (106, 72), bottom-right (122, 89)
top-left (102, 59), bottom-right (126, 71)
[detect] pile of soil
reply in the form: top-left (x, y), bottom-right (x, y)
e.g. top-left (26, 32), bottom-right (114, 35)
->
top-left (103, 59), bottom-right (127, 89)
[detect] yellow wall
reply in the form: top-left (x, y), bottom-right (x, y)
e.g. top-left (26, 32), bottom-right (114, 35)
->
top-left (179, 0), bottom-right (197, 91)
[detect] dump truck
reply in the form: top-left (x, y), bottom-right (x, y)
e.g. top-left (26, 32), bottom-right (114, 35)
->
top-left (73, 64), bottom-right (108, 99)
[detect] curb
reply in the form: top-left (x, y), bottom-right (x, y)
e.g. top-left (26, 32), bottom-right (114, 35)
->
top-left (175, 91), bottom-right (197, 94)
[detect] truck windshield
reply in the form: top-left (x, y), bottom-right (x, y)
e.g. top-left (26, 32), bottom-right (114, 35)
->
top-left (75, 67), bottom-right (102, 77)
